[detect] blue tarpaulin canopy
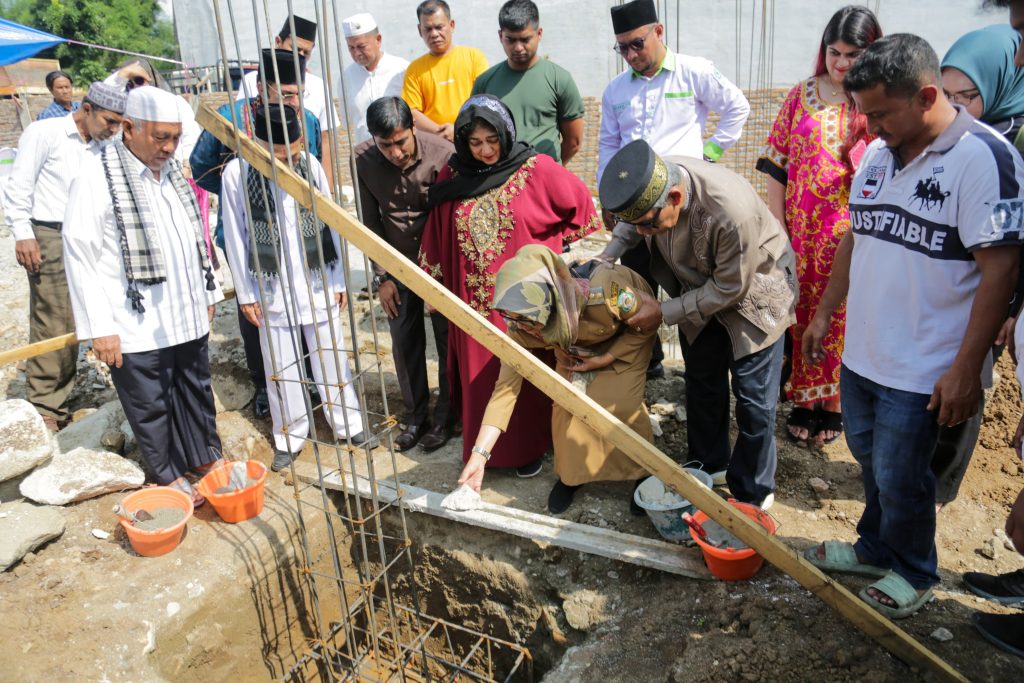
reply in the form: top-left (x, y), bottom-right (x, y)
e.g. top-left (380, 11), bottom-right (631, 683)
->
top-left (0, 18), bottom-right (65, 67)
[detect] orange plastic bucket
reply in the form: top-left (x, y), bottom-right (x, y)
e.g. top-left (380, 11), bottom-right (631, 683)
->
top-left (119, 487), bottom-right (194, 557)
top-left (195, 460), bottom-right (268, 523)
top-left (689, 500), bottom-right (777, 581)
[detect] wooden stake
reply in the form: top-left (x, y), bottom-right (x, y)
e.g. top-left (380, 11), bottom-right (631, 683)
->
top-left (197, 104), bottom-right (968, 683)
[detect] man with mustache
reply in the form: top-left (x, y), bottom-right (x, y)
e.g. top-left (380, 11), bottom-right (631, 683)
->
top-left (353, 97), bottom-right (456, 452)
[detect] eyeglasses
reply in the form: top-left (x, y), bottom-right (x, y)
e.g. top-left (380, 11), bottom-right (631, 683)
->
top-left (125, 75), bottom-right (148, 91)
top-left (616, 205), bottom-right (664, 229)
top-left (613, 25), bottom-right (656, 56)
top-left (943, 89), bottom-right (981, 107)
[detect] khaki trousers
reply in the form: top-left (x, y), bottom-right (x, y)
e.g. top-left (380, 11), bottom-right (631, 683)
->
top-left (26, 222), bottom-right (78, 420)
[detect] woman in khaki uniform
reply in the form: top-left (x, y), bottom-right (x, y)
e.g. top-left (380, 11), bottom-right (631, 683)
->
top-left (457, 244), bottom-right (656, 514)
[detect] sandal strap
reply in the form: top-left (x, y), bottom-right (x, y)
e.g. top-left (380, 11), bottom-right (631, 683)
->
top-left (787, 406), bottom-right (818, 429)
top-left (868, 572), bottom-right (925, 608)
top-left (821, 540), bottom-right (858, 564)
top-left (816, 411), bottom-right (843, 432)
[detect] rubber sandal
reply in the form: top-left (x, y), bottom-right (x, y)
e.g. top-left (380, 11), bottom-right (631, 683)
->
top-left (803, 540), bottom-right (889, 578)
top-left (167, 477), bottom-right (205, 508)
top-left (813, 410), bottom-right (844, 445)
top-left (859, 572), bottom-right (935, 620)
top-left (786, 406), bottom-right (818, 443)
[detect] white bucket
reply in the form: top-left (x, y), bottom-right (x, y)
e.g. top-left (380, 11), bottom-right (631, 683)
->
top-left (633, 469), bottom-right (714, 543)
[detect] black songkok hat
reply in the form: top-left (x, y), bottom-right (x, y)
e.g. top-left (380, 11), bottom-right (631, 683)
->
top-left (258, 48), bottom-right (305, 86)
top-left (254, 104), bottom-right (302, 144)
top-left (610, 0), bottom-right (659, 35)
top-left (282, 15), bottom-right (318, 42)
top-left (599, 140), bottom-right (669, 222)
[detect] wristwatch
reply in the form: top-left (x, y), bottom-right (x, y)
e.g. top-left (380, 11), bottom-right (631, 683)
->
top-left (372, 273), bottom-right (391, 288)
top-left (471, 445), bottom-right (492, 461)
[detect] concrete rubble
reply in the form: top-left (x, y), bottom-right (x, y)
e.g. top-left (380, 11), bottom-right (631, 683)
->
top-left (20, 447), bottom-right (145, 506)
top-left (0, 501), bottom-right (65, 571)
top-left (0, 398), bottom-right (56, 482)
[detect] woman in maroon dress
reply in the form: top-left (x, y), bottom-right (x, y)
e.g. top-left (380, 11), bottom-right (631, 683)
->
top-left (420, 95), bottom-right (599, 476)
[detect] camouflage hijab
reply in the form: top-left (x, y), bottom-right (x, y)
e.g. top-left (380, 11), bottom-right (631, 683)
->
top-left (493, 245), bottom-right (587, 350)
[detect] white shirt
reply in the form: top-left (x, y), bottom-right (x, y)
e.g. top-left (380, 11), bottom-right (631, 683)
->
top-left (3, 114), bottom-right (101, 241)
top-left (597, 49), bottom-right (749, 181)
top-left (340, 52), bottom-right (409, 144)
top-left (236, 70), bottom-right (340, 132)
top-left (63, 150), bottom-right (224, 353)
top-left (845, 109), bottom-right (1024, 394)
top-left (221, 154), bottom-right (345, 328)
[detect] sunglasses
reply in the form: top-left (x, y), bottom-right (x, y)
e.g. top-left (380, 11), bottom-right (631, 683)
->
top-left (613, 25), bottom-right (656, 56)
top-left (125, 75), bottom-right (149, 91)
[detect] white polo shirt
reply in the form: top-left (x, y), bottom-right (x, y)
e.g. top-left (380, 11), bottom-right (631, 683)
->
top-left (845, 108), bottom-right (1024, 394)
top-left (597, 49), bottom-right (749, 181)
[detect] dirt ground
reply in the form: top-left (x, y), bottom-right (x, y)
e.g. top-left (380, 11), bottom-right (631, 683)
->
top-left (0, 226), bottom-right (1023, 682)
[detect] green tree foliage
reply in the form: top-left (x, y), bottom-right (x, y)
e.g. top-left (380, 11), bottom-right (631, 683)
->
top-left (1, 0), bottom-right (178, 84)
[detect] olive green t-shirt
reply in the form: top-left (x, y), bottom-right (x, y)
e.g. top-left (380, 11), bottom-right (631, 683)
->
top-left (471, 58), bottom-right (585, 162)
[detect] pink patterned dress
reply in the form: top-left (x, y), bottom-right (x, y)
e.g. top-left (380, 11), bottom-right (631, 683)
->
top-left (757, 77), bottom-right (856, 407)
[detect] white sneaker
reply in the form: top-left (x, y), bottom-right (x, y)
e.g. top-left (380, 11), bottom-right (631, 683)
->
top-left (710, 470), bottom-right (728, 486)
top-left (758, 493), bottom-right (775, 511)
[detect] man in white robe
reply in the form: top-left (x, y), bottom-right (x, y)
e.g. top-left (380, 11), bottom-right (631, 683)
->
top-left (63, 86), bottom-right (224, 505)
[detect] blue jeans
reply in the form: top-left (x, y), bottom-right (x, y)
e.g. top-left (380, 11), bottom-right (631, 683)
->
top-left (840, 365), bottom-right (940, 589)
top-left (680, 319), bottom-right (783, 504)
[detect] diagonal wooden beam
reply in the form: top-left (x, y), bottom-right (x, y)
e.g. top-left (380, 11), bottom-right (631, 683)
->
top-left (196, 103), bottom-right (968, 683)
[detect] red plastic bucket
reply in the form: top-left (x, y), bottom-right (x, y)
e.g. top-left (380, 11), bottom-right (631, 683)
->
top-left (689, 500), bottom-right (777, 580)
top-left (195, 460), bottom-right (268, 523)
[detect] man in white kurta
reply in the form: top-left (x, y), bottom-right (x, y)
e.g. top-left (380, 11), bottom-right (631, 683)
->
top-left (63, 86), bottom-right (224, 503)
top-left (2, 82), bottom-right (125, 429)
top-left (339, 13), bottom-right (409, 144)
top-left (220, 105), bottom-right (368, 472)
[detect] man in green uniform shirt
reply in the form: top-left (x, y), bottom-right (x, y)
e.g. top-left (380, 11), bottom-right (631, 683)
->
top-left (471, 0), bottom-right (585, 164)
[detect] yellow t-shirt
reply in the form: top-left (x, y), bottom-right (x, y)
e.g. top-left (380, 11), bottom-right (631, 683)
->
top-left (402, 45), bottom-right (488, 126)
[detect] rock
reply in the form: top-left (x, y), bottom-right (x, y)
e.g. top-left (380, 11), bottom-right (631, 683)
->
top-left (995, 528), bottom-right (1017, 552)
top-left (211, 361), bottom-right (255, 413)
top-left (674, 404), bottom-right (687, 422)
top-left (562, 589), bottom-right (607, 631)
top-left (91, 528), bottom-right (109, 540)
top-left (0, 399), bottom-right (56, 482)
top-left (100, 430), bottom-right (126, 454)
top-left (56, 400), bottom-right (126, 454)
top-left (20, 448), bottom-right (145, 505)
top-left (980, 537), bottom-right (999, 560)
top-left (808, 477), bottom-right (830, 493)
top-left (650, 402), bottom-right (677, 417)
top-left (71, 408), bottom-right (97, 423)
top-left (649, 414), bottom-right (664, 437)
top-left (119, 420), bottom-right (136, 452)
top-left (930, 627), bottom-right (954, 643)
top-left (0, 501), bottom-right (65, 571)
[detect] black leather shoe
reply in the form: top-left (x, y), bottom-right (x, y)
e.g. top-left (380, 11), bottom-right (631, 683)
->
top-left (418, 424), bottom-right (451, 452)
top-left (548, 480), bottom-right (582, 514)
top-left (630, 478), bottom-right (645, 516)
top-left (394, 421), bottom-right (428, 452)
top-left (973, 612), bottom-right (1024, 658)
top-left (964, 569), bottom-right (1024, 604)
top-left (253, 387), bottom-right (270, 418)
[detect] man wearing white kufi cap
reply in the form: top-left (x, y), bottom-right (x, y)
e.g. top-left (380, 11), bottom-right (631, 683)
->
top-left (63, 85), bottom-right (226, 507)
top-left (340, 12), bottom-right (409, 143)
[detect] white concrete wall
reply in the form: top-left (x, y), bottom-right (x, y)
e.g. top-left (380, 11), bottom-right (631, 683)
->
top-left (173, 0), bottom-right (1009, 97)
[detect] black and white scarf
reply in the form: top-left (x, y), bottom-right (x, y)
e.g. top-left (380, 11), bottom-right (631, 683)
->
top-left (102, 140), bottom-right (215, 313)
top-left (244, 154), bottom-right (337, 279)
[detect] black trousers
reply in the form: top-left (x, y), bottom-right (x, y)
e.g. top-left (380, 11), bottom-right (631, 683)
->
top-left (680, 319), bottom-right (784, 504)
top-left (931, 396), bottom-right (983, 504)
top-left (390, 285), bottom-right (452, 427)
top-left (237, 301), bottom-right (267, 389)
top-left (110, 335), bottom-right (222, 484)
top-left (619, 241), bottom-right (664, 366)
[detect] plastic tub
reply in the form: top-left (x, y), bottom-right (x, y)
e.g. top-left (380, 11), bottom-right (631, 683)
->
top-left (119, 487), bottom-right (193, 557)
top-left (633, 469), bottom-right (714, 542)
top-left (689, 499), bottom-right (777, 580)
top-left (195, 460), bottom-right (268, 523)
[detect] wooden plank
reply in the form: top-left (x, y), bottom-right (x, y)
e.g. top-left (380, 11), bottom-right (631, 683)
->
top-left (0, 291), bottom-right (237, 367)
top-left (196, 103), bottom-right (968, 683)
top-left (295, 462), bottom-right (712, 580)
